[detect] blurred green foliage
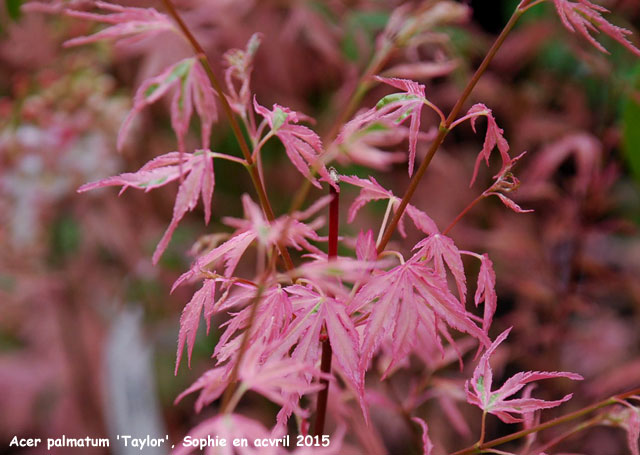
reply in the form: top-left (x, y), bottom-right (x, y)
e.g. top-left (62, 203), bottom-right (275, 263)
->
top-left (49, 214), bottom-right (81, 265)
top-left (341, 10), bottom-right (389, 62)
top-left (5, 0), bottom-right (22, 21)
top-left (622, 64), bottom-right (640, 185)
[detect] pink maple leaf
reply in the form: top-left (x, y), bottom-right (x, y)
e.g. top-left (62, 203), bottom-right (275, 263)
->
top-left (78, 149), bottom-right (215, 264)
top-left (118, 58), bottom-right (217, 153)
top-left (465, 328), bottom-right (583, 424)
top-left (473, 253), bottom-right (497, 333)
top-left (214, 285), bottom-right (293, 363)
top-left (291, 255), bottom-right (387, 299)
top-left (453, 103), bottom-right (510, 187)
top-left (174, 363), bottom-right (232, 412)
top-left (223, 194), bottom-right (325, 256)
top-left (175, 278), bottom-right (218, 374)
top-left (341, 175), bottom-right (438, 237)
top-left (374, 76), bottom-right (428, 177)
top-left (224, 33), bottom-right (262, 116)
top-left (269, 285), bottom-right (365, 418)
top-left (63, 1), bottom-right (176, 48)
top-left (254, 98), bottom-right (337, 190)
top-left (413, 233), bottom-right (467, 303)
top-left (352, 258), bottom-right (490, 382)
top-left (172, 195), bottom-right (325, 290)
top-left (172, 231), bottom-right (256, 292)
top-left (553, 0), bottom-right (640, 57)
top-left (356, 229), bottom-right (377, 262)
top-left (178, 331), bottom-right (325, 426)
top-left (338, 77), bottom-right (433, 176)
top-left (333, 119), bottom-right (418, 171)
top-left (523, 133), bottom-right (600, 197)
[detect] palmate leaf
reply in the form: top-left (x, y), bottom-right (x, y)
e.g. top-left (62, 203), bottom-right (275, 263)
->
top-left (78, 150), bottom-right (215, 264)
top-left (65, 7), bottom-right (217, 154)
top-left (118, 58), bottom-right (217, 153)
top-left (352, 259), bottom-right (490, 382)
top-left (64, 1), bottom-right (175, 47)
top-left (465, 103), bottom-right (511, 187)
top-left (474, 253), bottom-right (497, 333)
top-left (465, 328), bottom-right (583, 424)
top-left (413, 233), bottom-right (467, 303)
top-left (214, 285), bottom-right (293, 363)
top-left (172, 194), bottom-right (326, 291)
top-left (553, 0), bottom-right (640, 57)
top-left (177, 331), bottom-right (325, 425)
top-left (254, 99), bottom-right (336, 190)
top-left (175, 279), bottom-right (217, 374)
top-left (374, 76), bottom-right (426, 176)
top-left (333, 120), bottom-right (407, 171)
top-left (337, 77), bottom-right (429, 177)
top-left (270, 285), bottom-right (364, 417)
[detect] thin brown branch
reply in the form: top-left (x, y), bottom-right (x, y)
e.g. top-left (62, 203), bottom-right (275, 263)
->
top-left (161, 0), bottom-right (294, 271)
top-left (219, 284), bottom-right (265, 413)
top-left (443, 193), bottom-right (485, 235)
top-left (376, 8), bottom-right (525, 253)
top-left (450, 388), bottom-right (640, 455)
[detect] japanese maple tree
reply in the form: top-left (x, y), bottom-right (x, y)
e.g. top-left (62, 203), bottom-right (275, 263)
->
top-left (41, 0), bottom-right (640, 453)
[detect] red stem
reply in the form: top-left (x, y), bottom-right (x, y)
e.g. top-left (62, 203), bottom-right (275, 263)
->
top-left (328, 185), bottom-right (339, 259)
top-left (313, 184), bottom-right (340, 436)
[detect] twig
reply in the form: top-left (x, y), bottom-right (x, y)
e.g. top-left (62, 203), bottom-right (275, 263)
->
top-left (376, 6), bottom-right (526, 253)
top-left (313, 180), bottom-right (340, 436)
top-left (449, 387), bottom-right (640, 455)
top-left (161, 0), bottom-right (295, 271)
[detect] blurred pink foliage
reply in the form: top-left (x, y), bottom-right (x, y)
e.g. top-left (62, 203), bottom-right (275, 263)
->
top-left (1, 0), bottom-right (640, 454)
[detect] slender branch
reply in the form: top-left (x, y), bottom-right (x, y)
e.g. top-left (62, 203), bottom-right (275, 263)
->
top-left (443, 193), bottom-right (485, 235)
top-left (376, 198), bottom-right (396, 247)
top-left (478, 411), bottom-right (488, 446)
top-left (210, 152), bottom-right (248, 166)
top-left (161, 0), bottom-right (294, 271)
top-left (161, 0), bottom-right (249, 162)
top-left (376, 7), bottom-right (525, 253)
top-left (285, 33), bottom-right (396, 216)
top-left (449, 387), bottom-right (640, 455)
top-left (328, 185), bottom-right (340, 260)
top-left (520, 0), bottom-right (546, 13)
top-left (313, 182), bottom-right (340, 436)
top-left (534, 414), bottom-right (603, 454)
top-left (252, 131), bottom-right (274, 161)
top-left (219, 284), bottom-right (265, 414)
top-left (324, 0), bottom-right (455, 143)
top-left (314, 338), bottom-right (333, 435)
